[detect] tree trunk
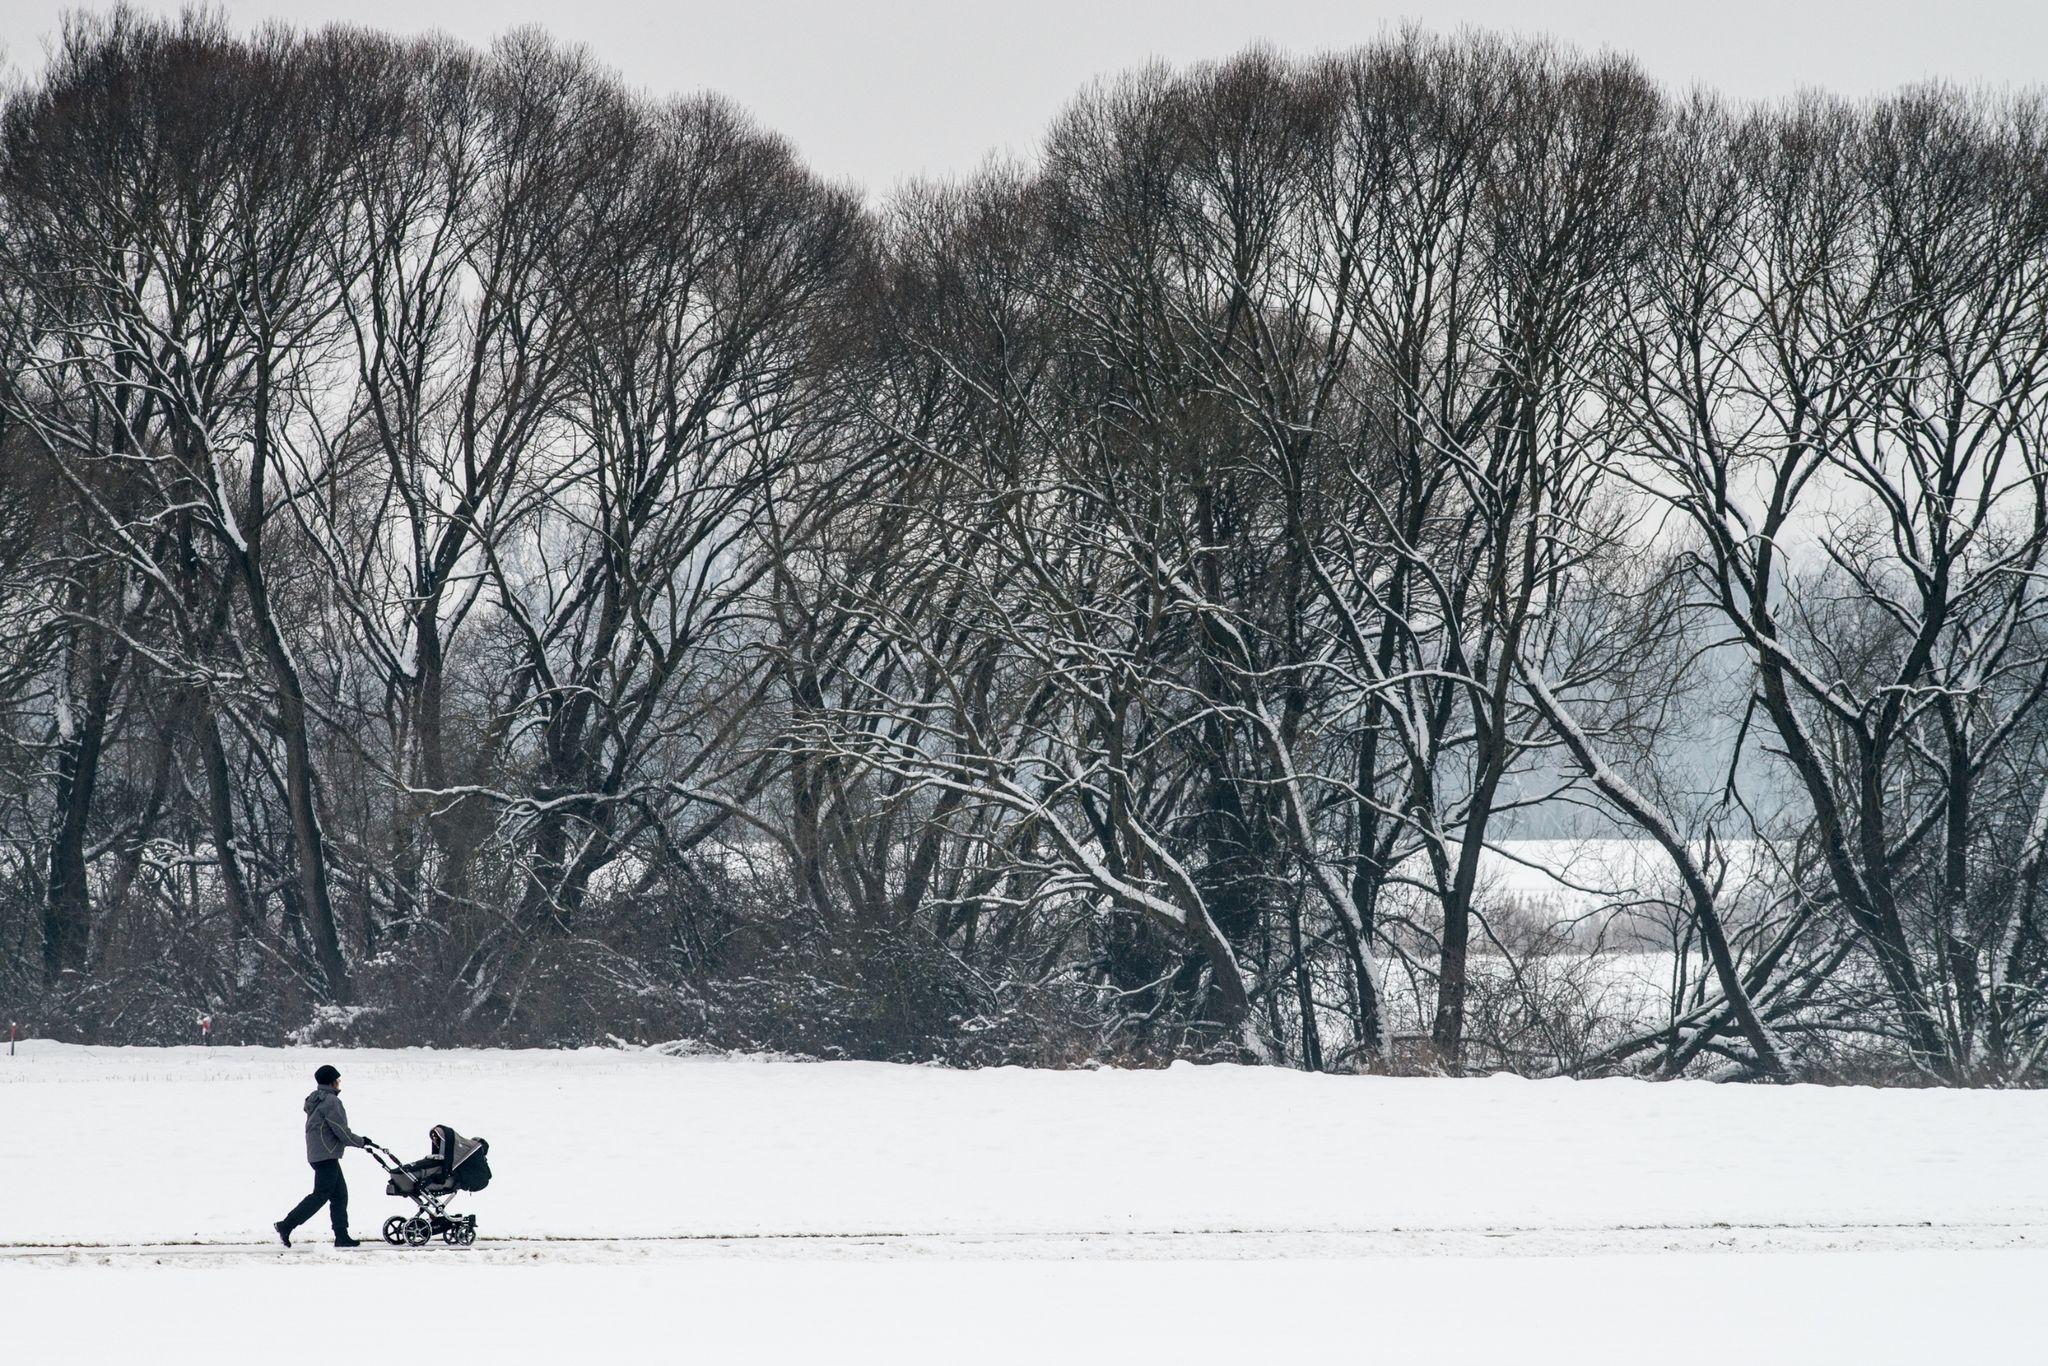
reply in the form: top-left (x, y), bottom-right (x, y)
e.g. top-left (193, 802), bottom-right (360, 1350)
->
top-left (233, 357), bottom-right (352, 1004)
top-left (42, 654), bottom-right (119, 985)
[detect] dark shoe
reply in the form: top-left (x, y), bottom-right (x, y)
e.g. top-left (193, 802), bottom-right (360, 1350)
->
top-left (334, 1234), bottom-right (362, 1248)
top-left (274, 1221), bottom-right (292, 1248)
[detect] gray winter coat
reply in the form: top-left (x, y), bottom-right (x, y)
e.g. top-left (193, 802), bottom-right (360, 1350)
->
top-left (303, 1086), bottom-right (366, 1165)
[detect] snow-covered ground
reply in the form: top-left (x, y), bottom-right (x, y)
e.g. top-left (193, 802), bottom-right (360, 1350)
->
top-left (3, 1042), bottom-right (2043, 1362)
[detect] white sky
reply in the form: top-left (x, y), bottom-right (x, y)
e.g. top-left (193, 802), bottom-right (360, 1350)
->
top-left (2, 1), bottom-right (2043, 194)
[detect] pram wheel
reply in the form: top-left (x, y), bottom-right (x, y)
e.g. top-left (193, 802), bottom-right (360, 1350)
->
top-left (381, 1217), bottom-right (406, 1246)
top-left (401, 1216), bottom-right (433, 1247)
top-left (443, 1217), bottom-right (477, 1247)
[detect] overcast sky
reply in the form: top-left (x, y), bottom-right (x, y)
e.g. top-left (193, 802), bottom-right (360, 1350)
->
top-left (3, 1), bottom-right (2043, 193)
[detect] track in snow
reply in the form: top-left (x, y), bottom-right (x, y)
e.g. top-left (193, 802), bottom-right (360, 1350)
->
top-left (4, 1220), bottom-right (2040, 1266)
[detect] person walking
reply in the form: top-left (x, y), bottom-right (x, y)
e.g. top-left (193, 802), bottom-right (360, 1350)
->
top-left (275, 1064), bottom-right (375, 1248)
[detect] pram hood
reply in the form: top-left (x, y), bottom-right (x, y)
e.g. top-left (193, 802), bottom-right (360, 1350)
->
top-left (430, 1125), bottom-right (487, 1176)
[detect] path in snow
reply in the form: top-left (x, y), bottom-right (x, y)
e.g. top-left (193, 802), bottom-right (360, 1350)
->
top-left (3, 1219), bottom-right (2044, 1266)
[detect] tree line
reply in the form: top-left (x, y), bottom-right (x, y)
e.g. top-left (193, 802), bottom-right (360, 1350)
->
top-left (3, 8), bottom-right (2046, 1082)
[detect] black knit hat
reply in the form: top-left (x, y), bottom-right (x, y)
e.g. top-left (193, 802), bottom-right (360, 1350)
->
top-left (314, 1064), bottom-right (341, 1086)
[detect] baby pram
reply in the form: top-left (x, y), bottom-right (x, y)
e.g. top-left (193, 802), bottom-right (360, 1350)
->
top-left (366, 1125), bottom-right (491, 1247)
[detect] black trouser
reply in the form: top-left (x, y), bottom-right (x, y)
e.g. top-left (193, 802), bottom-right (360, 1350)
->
top-left (282, 1158), bottom-right (350, 1239)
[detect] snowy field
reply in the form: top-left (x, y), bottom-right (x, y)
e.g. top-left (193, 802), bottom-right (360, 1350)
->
top-left (4, 1043), bottom-right (2045, 1362)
